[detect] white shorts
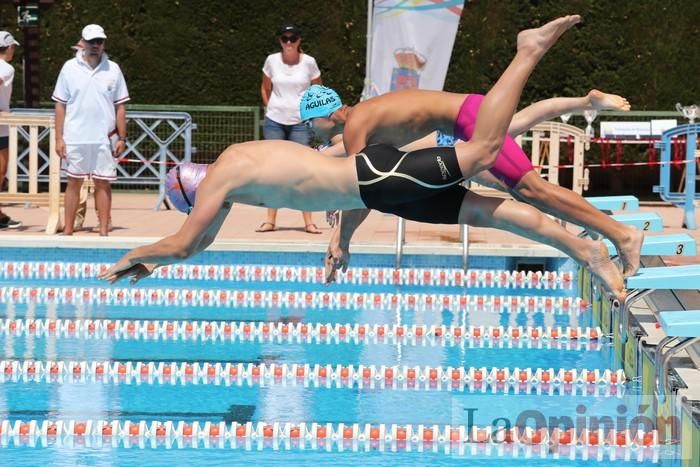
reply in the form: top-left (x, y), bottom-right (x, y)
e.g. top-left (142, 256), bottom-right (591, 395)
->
top-left (62, 143), bottom-right (117, 181)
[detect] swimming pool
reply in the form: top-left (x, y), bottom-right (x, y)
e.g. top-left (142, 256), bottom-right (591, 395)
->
top-left (0, 250), bottom-right (661, 465)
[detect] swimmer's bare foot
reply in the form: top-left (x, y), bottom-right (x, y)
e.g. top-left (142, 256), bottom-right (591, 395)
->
top-left (587, 240), bottom-right (626, 301)
top-left (516, 15), bottom-right (582, 58)
top-left (589, 89), bottom-right (631, 112)
top-left (617, 227), bottom-right (644, 278)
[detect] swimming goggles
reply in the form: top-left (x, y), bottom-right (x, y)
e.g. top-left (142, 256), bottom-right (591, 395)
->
top-left (175, 165), bottom-right (194, 214)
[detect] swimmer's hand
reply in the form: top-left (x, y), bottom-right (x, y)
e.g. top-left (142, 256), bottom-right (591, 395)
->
top-left (326, 210), bottom-right (340, 228)
top-left (324, 244), bottom-right (350, 284)
top-left (99, 260), bottom-right (157, 285)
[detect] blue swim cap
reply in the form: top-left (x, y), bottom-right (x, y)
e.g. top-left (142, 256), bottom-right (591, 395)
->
top-left (300, 85), bottom-right (342, 121)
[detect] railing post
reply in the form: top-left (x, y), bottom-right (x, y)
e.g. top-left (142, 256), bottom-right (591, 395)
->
top-left (28, 125), bottom-right (39, 194)
top-left (46, 127), bottom-right (60, 234)
top-left (395, 217), bottom-right (405, 269)
top-left (683, 131), bottom-right (697, 229)
top-left (0, 113), bottom-right (60, 234)
top-left (254, 107), bottom-right (261, 141)
top-left (461, 224), bottom-right (469, 272)
top-left (156, 140), bottom-right (167, 210)
top-left (7, 123), bottom-right (17, 193)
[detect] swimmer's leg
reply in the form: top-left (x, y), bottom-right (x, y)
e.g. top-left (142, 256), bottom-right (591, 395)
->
top-left (508, 90), bottom-right (631, 137)
top-left (511, 172), bottom-right (643, 277)
top-left (457, 190), bottom-right (625, 300)
top-left (453, 15), bottom-right (581, 179)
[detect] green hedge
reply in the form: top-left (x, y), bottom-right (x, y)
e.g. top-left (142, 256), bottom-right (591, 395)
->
top-left (0, 0), bottom-right (698, 109)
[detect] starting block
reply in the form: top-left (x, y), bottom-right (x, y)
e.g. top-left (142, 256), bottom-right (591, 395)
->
top-left (603, 233), bottom-right (697, 257)
top-left (618, 264), bottom-right (700, 345)
top-left (659, 310), bottom-right (700, 337)
top-left (590, 234), bottom-right (697, 334)
top-left (655, 310), bottom-right (700, 402)
top-left (585, 195), bottom-right (639, 213)
top-left (611, 264), bottom-right (700, 373)
top-left (610, 212), bottom-right (664, 232)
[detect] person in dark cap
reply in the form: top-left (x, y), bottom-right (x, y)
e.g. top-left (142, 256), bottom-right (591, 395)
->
top-left (256, 23), bottom-right (324, 234)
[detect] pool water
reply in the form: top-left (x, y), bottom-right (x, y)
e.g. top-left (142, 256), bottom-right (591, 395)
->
top-left (0, 254), bottom-right (660, 465)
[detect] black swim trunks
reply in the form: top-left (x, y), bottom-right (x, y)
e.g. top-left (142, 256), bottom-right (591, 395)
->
top-left (355, 143), bottom-right (467, 224)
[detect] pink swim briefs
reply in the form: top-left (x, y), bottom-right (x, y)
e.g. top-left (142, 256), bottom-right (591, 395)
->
top-left (453, 94), bottom-right (533, 188)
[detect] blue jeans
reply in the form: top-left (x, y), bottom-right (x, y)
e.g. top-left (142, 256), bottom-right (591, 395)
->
top-left (259, 116), bottom-right (319, 232)
top-left (263, 117), bottom-right (310, 145)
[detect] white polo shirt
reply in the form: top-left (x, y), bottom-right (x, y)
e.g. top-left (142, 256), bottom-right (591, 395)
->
top-left (52, 52), bottom-right (130, 144)
top-left (0, 59), bottom-right (14, 138)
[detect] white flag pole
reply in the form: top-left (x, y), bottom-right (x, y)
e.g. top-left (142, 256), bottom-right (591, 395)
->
top-left (362, 0), bottom-right (374, 101)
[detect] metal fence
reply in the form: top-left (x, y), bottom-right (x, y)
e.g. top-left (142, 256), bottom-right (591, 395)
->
top-left (10, 108), bottom-right (195, 208)
top-left (128, 105), bottom-right (261, 164)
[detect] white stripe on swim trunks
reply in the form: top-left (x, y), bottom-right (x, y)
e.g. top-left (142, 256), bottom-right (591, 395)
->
top-left (357, 152), bottom-right (463, 189)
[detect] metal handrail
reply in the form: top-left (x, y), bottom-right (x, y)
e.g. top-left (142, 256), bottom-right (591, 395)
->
top-left (461, 224), bottom-right (469, 271)
top-left (394, 216), bottom-right (469, 271)
top-left (619, 288), bottom-right (654, 344)
top-left (395, 217), bottom-right (405, 269)
top-left (655, 335), bottom-right (698, 402)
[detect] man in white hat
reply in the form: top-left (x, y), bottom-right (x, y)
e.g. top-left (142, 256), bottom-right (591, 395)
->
top-left (52, 24), bottom-right (130, 236)
top-left (0, 31), bottom-right (21, 229)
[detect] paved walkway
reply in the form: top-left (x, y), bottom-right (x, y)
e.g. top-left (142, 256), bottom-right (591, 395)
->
top-left (0, 192), bottom-right (697, 266)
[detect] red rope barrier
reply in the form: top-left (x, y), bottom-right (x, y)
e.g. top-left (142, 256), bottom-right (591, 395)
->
top-left (533, 157), bottom-right (699, 170)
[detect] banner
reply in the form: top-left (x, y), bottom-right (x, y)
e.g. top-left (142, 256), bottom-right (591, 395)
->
top-left (365, 0), bottom-right (465, 98)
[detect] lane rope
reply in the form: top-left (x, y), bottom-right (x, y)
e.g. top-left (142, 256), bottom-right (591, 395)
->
top-left (0, 318), bottom-right (602, 350)
top-left (0, 359), bottom-right (625, 394)
top-left (0, 419), bottom-right (659, 455)
top-left (0, 262), bottom-right (575, 289)
top-left (0, 286), bottom-right (587, 312)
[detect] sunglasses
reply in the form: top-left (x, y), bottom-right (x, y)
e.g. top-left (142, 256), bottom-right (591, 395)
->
top-left (175, 165), bottom-right (194, 214)
top-left (280, 35), bottom-right (299, 43)
top-left (86, 38), bottom-right (105, 45)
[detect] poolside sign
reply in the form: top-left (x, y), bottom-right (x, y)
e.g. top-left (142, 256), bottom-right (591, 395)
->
top-left (600, 120), bottom-right (678, 139)
top-left (17, 5), bottom-right (39, 28)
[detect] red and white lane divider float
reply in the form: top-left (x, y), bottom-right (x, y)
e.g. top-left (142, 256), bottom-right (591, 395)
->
top-left (0, 286), bottom-right (588, 312)
top-left (0, 419), bottom-right (659, 461)
top-left (0, 359), bottom-right (625, 395)
top-left (0, 318), bottom-right (602, 350)
top-left (0, 261), bottom-right (575, 289)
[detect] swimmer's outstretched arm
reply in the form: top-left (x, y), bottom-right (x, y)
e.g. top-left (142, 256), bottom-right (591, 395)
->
top-left (99, 170), bottom-right (234, 285)
top-left (325, 208), bottom-right (371, 283)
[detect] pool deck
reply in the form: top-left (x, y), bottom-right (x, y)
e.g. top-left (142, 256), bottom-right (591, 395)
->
top-left (0, 191), bottom-right (697, 266)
